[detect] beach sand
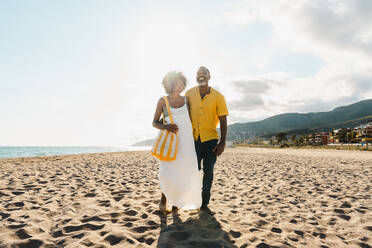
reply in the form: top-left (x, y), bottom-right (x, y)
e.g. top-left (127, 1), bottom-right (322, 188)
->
top-left (0, 148), bottom-right (371, 247)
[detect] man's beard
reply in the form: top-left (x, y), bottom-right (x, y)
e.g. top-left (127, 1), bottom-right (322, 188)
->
top-left (197, 77), bottom-right (208, 86)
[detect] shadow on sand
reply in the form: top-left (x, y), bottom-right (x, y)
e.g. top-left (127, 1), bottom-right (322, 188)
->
top-left (156, 211), bottom-right (238, 248)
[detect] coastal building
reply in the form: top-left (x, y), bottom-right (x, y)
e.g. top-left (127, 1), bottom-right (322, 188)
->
top-left (329, 131), bottom-right (336, 143)
top-left (362, 126), bottom-right (372, 144)
top-left (313, 132), bottom-right (329, 145)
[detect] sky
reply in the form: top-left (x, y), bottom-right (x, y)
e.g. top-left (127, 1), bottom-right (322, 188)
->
top-left (1, 0), bottom-right (372, 146)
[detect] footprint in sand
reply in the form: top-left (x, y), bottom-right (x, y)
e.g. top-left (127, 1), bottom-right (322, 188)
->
top-left (11, 191), bottom-right (25, 196)
top-left (229, 230), bottom-right (241, 238)
top-left (337, 214), bottom-right (351, 221)
top-left (63, 223), bottom-right (104, 233)
top-left (271, 227), bottom-right (282, 233)
top-left (312, 231), bottom-right (326, 239)
top-left (83, 193), bottom-right (96, 197)
top-left (113, 196), bottom-right (123, 202)
top-left (124, 222), bottom-right (133, 227)
top-left (294, 230), bottom-right (304, 237)
top-left (15, 239), bottom-right (43, 248)
top-left (132, 226), bottom-right (148, 233)
top-left (135, 235), bottom-right (155, 245)
top-left (81, 215), bottom-right (106, 223)
top-left (104, 234), bottom-right (124, 245)
top-left (0, 212), bottom-right (10, 220)
top-left (124, 209), bottom-right (137, 216)
top-left (15, 229), bottom-right (32, 239)
top-left (72, 233), bottom-right (84, 239)
top-left (8, 224), bottom-right (27, 229)
top-left (52, 230), bottom-right (63, 238)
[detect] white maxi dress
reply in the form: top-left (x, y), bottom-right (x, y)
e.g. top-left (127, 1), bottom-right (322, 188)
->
top-left (159, 97), bottom-right (202, 210)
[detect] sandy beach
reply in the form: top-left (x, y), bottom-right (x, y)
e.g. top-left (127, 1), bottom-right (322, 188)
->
top-left (0, 148), bottom-right (371, 248)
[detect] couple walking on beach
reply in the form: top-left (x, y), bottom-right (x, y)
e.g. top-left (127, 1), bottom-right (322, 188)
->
top-left (152, 66), bottom-right (228, 215)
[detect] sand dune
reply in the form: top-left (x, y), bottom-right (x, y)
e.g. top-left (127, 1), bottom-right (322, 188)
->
top-left (0, 148), bottom-right (371, 247)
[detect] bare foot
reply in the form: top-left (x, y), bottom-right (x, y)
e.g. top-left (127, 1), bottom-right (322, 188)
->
top-left (159, 202), bottom-right (166, 212)
top-left (159, 193), bottom-right (170, 215)
top-left (159, 203), bottom-right (171, 215)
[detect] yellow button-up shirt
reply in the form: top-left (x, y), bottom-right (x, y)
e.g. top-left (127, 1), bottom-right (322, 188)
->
top-left (185, 86), bottom-right (228, 142)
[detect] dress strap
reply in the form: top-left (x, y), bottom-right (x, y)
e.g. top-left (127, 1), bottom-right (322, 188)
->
top-left (163, 96), bottom-right (174, 124)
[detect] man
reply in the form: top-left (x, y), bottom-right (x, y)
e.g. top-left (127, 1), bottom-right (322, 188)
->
top-left (185, 66), bottom-right (228, 215)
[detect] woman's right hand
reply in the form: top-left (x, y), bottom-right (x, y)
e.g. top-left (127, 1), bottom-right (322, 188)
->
top-left (165, 124), bottom-right (178, 133)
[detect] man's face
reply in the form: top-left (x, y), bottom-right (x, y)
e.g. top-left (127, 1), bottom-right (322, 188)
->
top-left (196, 68), bottom-right (210, 86)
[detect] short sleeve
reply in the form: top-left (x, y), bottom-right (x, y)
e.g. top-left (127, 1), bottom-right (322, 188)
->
top-left (185, 89), bottom-right (191, 97)
top-left (217, 93), bottom-right (228, 116)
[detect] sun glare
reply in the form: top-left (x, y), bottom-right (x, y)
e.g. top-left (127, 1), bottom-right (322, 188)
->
top-left (135, 21), bottom-right (198, 80)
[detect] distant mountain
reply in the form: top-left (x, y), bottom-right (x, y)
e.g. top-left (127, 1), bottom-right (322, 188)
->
top-left (134, 99), bottom-right (372, 144)
top-left (260, 115), bottom-right (372, 138)
top-left (227, 99), bottom-right (372, 140)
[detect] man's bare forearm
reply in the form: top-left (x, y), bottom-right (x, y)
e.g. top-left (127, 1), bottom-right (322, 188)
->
top-left (219, 116), bottom-right (227, 143)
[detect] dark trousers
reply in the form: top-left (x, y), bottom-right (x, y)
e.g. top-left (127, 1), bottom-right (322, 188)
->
top-left (194, 137), bottom-right (218, 207)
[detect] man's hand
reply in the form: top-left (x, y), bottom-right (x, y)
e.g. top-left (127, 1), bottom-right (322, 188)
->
top-left (213, 141), bottom-right (225, 156)
top-left (215, 115), bottom-right (227, 156)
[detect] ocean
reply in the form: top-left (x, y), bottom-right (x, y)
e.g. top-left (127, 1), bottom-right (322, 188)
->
top-left (0, 146), bottom-right (152, 159)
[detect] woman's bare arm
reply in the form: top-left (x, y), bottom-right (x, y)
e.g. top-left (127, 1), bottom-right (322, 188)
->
top-left (152, 97), bottom-right (178, 133)
top-left (152, 98), bottom-right (166, 130)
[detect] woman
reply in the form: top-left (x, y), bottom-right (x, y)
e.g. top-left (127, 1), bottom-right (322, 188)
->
top-left (152, 71), bottom-right (202, 214)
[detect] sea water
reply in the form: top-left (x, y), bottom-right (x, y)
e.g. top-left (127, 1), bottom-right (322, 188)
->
top-left (0, 146), bottom-right (152, 159)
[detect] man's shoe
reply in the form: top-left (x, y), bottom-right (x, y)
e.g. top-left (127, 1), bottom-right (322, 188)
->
top-left (200, 206), bottom-right (215, 215)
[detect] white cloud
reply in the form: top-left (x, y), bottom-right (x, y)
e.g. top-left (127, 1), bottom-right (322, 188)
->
top-left (2, 1), bottom-right (371, 145)
top-left (220, 0), bottom-right (372, 123)
top-left (230, 79), bottom-right (271, 111)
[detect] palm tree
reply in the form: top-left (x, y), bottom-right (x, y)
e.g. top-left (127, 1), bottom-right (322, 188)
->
top-left (298, 136), bottom-right (304, 145)
top-left (291, 134), bottom-right (297, 144)
top-left (276, 132), bottom-right (287, 144)
top-left (339, 129), bottom-right (347, 143)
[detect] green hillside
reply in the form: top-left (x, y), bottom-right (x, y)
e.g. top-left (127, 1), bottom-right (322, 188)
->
top-left (227, 99), bottom-right (372, 140)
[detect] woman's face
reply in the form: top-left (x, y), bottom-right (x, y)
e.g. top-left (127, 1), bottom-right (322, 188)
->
top-left (173, 79), bottom-right (185, 94)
